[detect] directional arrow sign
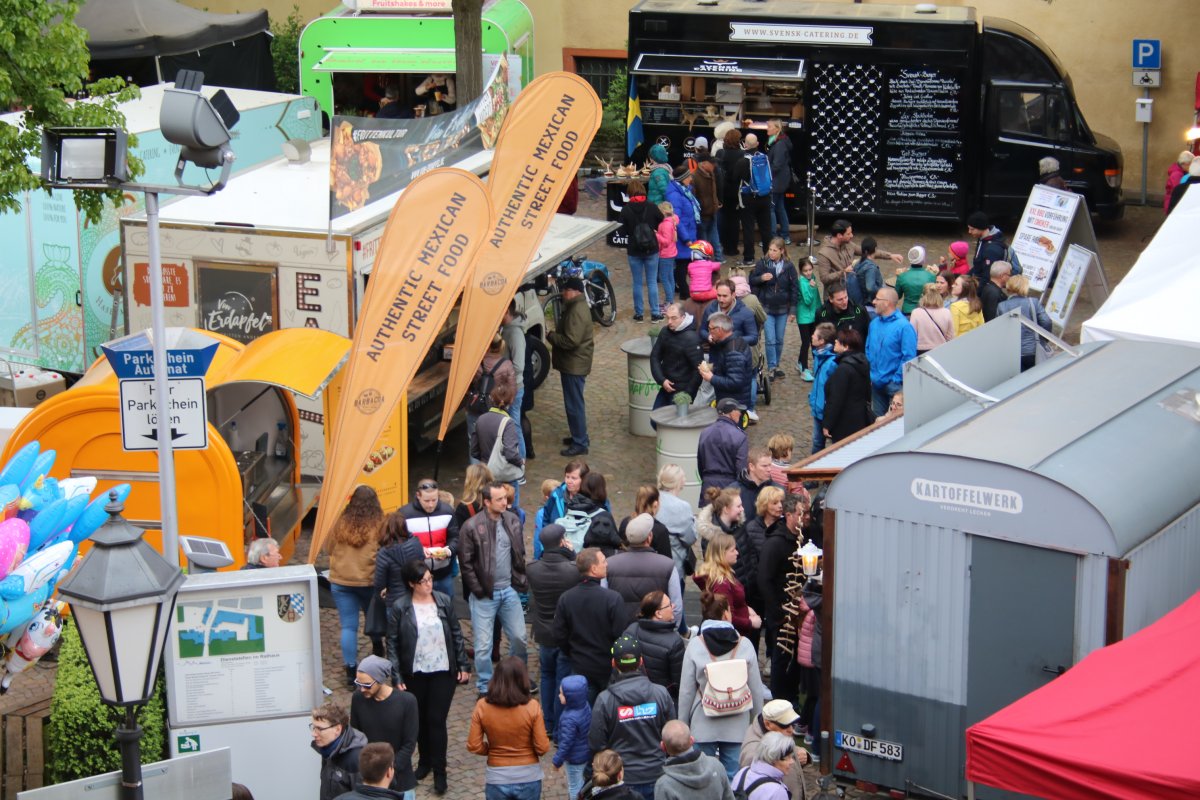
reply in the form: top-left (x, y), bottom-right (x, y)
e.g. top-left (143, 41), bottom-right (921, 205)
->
top-left (118, 377), bottom-right (209, 451)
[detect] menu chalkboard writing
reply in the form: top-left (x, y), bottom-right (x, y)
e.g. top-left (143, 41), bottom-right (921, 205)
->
top-left (641, 103), bottom-right (682, 125)
top-left (198, 263), bottom-right (277, 344)
top-left (880, 67), bottom-right (965, 214)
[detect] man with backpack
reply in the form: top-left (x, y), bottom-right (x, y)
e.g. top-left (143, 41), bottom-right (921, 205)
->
top-left (546, 276), bottom-right (595, 457)
top-left (966, 211), bottom-right (1020, 284)
top-left (814, 220), bottom-right (903, 294)
top-left (733, 133), bottom-right (774, 266)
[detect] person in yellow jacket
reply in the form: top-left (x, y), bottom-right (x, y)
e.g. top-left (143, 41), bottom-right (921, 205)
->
top-left (949, 274), bottom-right (985, 336)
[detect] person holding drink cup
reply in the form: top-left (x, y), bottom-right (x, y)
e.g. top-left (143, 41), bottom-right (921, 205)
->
top-left (416, 74), bottom-right (456, 115)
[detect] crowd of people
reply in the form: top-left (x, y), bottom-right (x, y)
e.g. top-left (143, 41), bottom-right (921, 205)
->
top-left (293, 134), bottom-right (1083, 800)
top-left (309, 429), bottom-right (831, 800)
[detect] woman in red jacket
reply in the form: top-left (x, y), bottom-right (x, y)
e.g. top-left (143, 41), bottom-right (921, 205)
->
top-left (693, 531), bottom-right (761, 638)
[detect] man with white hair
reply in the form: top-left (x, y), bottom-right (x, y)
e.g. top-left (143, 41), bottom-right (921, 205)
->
top-left (243, 537), bottom-right (281, 569)
top-left (980, 260), bottom-right (1013, 322)
top-left (606, 513), bottom-right (683, 627)
top-left (733, 132), bottom-right (773, 266)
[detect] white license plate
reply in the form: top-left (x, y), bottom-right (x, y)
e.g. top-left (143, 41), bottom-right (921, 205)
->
top-left (834, 730), bottom-right (904, 761)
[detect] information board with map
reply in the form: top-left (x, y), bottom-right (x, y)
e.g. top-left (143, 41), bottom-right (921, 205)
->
top-left (165, 566), bottom-right (322, 728)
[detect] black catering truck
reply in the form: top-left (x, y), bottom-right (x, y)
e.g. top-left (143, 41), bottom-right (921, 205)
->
top-left (626, 0), bottom-right (1123, 222)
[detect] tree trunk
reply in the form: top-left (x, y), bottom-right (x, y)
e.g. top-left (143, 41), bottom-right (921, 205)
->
top-left (453, 0), bottom-right (484, 102)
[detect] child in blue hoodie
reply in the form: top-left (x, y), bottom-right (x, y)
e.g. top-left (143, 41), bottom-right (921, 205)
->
top-left (552, 674), bottom-right (592, 800)
top-left (808, 322), bottom-right (838, 453)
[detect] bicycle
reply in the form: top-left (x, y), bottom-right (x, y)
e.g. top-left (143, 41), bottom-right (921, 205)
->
top-left (541, 255), bottom-right (617, 328)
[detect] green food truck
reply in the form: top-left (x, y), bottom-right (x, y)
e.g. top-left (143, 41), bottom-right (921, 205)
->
top-left (299, 0), bottom-right (534, 120)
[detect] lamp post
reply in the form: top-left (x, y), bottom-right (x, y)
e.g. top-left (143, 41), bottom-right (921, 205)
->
top-left (56, 491), bottom-right (185, 800)
top-left (41, 69), bottom-right (238, 566)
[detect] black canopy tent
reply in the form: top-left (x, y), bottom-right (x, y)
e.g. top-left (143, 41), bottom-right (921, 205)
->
top-left (78, 0), bottom-right (275, 91)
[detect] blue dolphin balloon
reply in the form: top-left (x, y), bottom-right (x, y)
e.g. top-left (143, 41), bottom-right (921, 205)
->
top-left (68, 484), bottom-right (132, 545)
top-left (0, 442), bottom-right (39, 487)
top-left (19, 451), bottom-right (56, 493)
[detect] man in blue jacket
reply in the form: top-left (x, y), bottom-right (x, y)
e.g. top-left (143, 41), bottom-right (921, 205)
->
top-left (966, 211), bottom-right (1010, 284)
top-left (699, 314), bottom-right (752, 410)
top-left (697, 398), bottom-right (750, 503)
top-left (865, 287), bottom-right (916, 418)
top-left (699, 280), bottom-right (759, 345)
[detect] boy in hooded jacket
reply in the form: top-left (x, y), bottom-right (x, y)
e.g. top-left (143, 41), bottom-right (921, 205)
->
top-left (807, 323), bottom-right (838, 453)
top-left (553, 674), bottom-right (592, 800)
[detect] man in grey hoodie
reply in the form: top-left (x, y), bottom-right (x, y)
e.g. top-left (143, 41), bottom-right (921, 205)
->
top-left (655, 720), bottom-right (734, 800)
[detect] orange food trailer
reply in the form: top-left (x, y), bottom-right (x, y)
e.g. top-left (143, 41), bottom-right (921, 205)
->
top-left (0, 327), bottom-right (359, 567)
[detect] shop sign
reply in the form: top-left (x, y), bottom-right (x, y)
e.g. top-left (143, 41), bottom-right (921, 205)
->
top-left (911, 478), bottom-right (1023, 516)
top-left (632, 53), bottom-right (804, 79)
top-left (729, 22), bottom-right (874, 46)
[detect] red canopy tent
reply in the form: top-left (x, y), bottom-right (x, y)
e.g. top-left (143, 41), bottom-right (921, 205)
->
top-left (966, 590), bottom-right (1200, 800)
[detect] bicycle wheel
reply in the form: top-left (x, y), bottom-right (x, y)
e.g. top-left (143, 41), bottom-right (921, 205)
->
top-left (761, 363), bottom-right (772, 406)
top-left (542, 293), bottom-right (564, 329)
top-left (587, 271), bottom-right (617, 327)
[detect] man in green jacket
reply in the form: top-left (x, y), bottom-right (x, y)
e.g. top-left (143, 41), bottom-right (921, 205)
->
top-left (547, 277), bottom-right (594, 456)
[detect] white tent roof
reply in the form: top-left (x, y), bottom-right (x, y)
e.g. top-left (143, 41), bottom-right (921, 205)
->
top-left (1082, 188), bottom-right (1200, 345)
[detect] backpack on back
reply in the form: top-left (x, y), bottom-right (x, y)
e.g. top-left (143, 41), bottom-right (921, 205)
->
top-left (700, 638), bottom-right (752, 717)
top-left (631, 205), bottom-right (659, 252)
top-left (733, 770), bottom-right (785, 800)
top-left (1004, 243), bottom-right (1023, 275)
top-left (554, 507), bottom-right (602, 552)
top-left (741, 152), bottom-right (773, 197)
top-left (466, 357), bottom-right (509, 416)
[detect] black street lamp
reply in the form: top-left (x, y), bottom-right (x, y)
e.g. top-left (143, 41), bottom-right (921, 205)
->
top-left (55, 491), bottom-right (185, 800)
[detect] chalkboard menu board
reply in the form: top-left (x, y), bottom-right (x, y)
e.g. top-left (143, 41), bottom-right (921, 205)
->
top-left (641, 103), bottom-right (683, 125)
top-left (879, 67), bottom-right (965, 215)
top-left (198, 263), bottom-right (278, 344)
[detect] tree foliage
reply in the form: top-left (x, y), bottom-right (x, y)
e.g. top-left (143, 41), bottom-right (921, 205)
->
top-left (270, 5), bottom-right (305, 95)
top-left (0, 0), bottom-right (142, 224)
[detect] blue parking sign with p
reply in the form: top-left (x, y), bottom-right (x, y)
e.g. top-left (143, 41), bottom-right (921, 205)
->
top-left (1132, 40), bottom-right (1161, 70)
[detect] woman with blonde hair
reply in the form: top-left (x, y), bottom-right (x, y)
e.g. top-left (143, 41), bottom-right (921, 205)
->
top-left (578, 749), bottom-right (641, 799)
top-left (327, 485), bottom-right (386, 686)
top-left (911, 282), bottom-right (955, 355)
top-left (693, 528), bottom-right (760, 638)
top-left (996, 273), bottom-right (1052, 372)
top-left (656, 464), bottom-right (697, 579)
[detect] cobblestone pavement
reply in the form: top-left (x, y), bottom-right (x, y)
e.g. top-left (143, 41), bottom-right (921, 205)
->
top-left (2, 194), bottom-right (1164, 800)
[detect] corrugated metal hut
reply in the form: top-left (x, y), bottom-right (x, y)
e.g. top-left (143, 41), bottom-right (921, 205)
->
top-left (819, 339), bottom-right (1200, 799)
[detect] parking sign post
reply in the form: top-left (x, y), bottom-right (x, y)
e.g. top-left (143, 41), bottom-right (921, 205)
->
top-left (1132, 39), bottom-right (1162, 205)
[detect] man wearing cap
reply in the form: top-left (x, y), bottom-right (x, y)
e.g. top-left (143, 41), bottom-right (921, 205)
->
top-left (866, 287), bottom-right (916, 418)
top-left (606, 513), bottom-right (683, 626)
top-left (697, 397), bottom-right (749, 503)
top-left (814, 219), bottom-right (902, 294)
top-left (525, 524), bottom-right (578, 737)
top-left (396, 478), bottom-right (459, 598)
top-left (546, 275), bottom-right (594, 457)
top-left (656, 720), bottom-right (734, 800)
top-left (966, 211), bottom-right (1010, 285)
top-left (589, 634), bottom-right (676, 799)
top-left (550, 547), bottom-right (626, 700)
top-left (739, 699), bottom-right (811, 799)
top-left (349, 656), bottom-right (419, 799)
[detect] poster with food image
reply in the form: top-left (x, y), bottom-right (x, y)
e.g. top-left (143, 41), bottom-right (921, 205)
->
top-left (1044, 244), bottom-right (1094, 331)
top-left (328, 58), bottom-right (510, 219)
top-left (1011, 185), bottom-right (1081, 292)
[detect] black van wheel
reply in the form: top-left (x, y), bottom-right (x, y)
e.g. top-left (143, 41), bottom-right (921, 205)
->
top-left (526, 334), bottom-right (550, 391)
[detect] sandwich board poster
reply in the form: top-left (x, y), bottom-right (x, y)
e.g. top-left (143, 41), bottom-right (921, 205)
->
top-left (164, 566), bottom-right (322, 728)
top-left (1011, 185), bottom-right (1082, 293)
top-left (1044, 244), bottom-right (1095, 331)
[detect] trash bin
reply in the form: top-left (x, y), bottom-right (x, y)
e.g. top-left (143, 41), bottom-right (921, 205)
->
top-left (621, 336), bottom-right (657, 438)
top-left (650, 405), bottom-right (715, 508)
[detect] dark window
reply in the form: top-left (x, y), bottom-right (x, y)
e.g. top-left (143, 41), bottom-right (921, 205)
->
top-left (997, 89), bottom-right (1069, 141)
top-left (575, 57), bottom-right (624, 100)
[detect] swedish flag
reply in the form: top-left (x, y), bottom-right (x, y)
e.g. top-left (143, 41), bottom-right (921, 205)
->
top-left (626, 79), bottom-right (644, 158)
